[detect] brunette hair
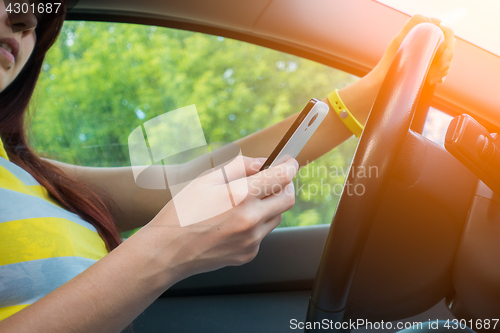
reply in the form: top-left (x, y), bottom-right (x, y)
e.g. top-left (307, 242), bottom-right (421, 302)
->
top-left (0, 4), bottom-right (122, 251)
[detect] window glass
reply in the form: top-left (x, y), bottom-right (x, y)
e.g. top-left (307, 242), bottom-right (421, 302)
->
top-left (422, 107), bottom-right (454, 146)
top-left (30, 21), bottom-right (359, 228)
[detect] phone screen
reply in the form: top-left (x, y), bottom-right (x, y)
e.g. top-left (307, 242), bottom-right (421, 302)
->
top-left (260, 98), bottom-right (320, 171)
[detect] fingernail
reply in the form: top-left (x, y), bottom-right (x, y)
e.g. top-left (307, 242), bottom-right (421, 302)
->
top-left (294, 159), bottom-right (299, 170)
top-left (441, 76), bottom-right (447, 83)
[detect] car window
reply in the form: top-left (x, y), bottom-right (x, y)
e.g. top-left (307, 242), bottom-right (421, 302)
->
top-left (30, 21), bottom-right (359, 228)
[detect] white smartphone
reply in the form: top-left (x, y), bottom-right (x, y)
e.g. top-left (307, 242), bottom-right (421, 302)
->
top-left (260, 98), bottom-right (329, 171)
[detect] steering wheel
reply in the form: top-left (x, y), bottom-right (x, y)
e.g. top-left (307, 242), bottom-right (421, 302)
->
top-left (306, 23), bottom-right (445, 330)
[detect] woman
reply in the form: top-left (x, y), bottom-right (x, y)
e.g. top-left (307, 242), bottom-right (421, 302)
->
top-left (0, 1), bottom-right (456, 332)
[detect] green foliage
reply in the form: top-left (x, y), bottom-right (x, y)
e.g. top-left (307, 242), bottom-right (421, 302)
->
top-left (29, 21), bottom-right (359, 229)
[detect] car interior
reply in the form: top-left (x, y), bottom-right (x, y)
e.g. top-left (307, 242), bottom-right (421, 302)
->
top-left (30, 0), bottom-right (500, 331)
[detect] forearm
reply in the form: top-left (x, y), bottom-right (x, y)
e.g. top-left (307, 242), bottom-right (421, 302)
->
top-left (49, 71), bottom-right (383, 230)
top-left (236, 70), bottom-right (383, 166)
top-left (47, 160), bottom-right (171, 231)
top-left (0, 224), bottom-right (178, 333)
top-left (46, 70), bottom-right (382, 231)
top-left (0, 155), bottom-right (297, 333)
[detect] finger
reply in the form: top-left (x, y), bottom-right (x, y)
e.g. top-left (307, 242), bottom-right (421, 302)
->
top-left (401, 15), bottom-right (426, 35)
top-left (429, 66), bottom-right (449, 84)
top-left (409, 14), bottom-right (430, 25)
top-left (394, 15), bottom-right (434, 46)
top-left (439, 49), bottom-right (454, 69)
top-left (259, 181), bottom-right (296, 220)
top-left (393, 15), bottom-right (426, 43)
top-left (434, 25), bottom-right (455, 81)
top-left (430, 17), bottom-right (442, 25)
top-left (244, 157), bottom-right (267, 176)
top-left (258, 214), bottom-right (284, 239)
top-left (438, 68), bottom-right (450, 79)
top-left (235, 156), bottom-right (266, 177)
top-left (247, 158), bottom-right (298, 199)
top-left (221, 156), bottom-right (266, 183)
top-left (440, 25), bottom-right (455, 56)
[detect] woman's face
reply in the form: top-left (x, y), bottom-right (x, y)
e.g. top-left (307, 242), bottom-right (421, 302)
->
top-left (0, 1), bottom-right (37, 93)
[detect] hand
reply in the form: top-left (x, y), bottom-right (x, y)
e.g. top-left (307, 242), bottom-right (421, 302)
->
top-left (146, 156), bottom-right (298, 281)
top-left (372, 14), bottom-right (456, 85)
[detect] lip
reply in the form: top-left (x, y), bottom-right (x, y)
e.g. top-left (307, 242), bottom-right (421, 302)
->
top-left (0, 38), bottom-right (20, 64)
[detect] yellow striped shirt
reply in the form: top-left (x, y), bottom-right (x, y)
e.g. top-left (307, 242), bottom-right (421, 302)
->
top-left (0, 139), bottom-right (108, 320)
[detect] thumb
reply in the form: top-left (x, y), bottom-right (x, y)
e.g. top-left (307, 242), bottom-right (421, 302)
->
top-left (216, 156), bottom-right (267, 182)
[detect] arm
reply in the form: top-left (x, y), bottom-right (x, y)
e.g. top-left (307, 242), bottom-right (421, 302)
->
top-left (235, 68), bottom-right (382, 165)
top-left (0, 158), bottom-right (298, 333)
top-left (46, 160), bottom-right (169, 232)
top-left (46, 72), bottom-right (379, 232)
top-left (237, 15), bottom-right (455, 163)
top-left (0, 223), bottom-right (174, 333)
top-left (49, 15), bottom-right (455, 231)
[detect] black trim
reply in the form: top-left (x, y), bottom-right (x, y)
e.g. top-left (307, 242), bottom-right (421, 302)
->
top-left (65, 11), bottom-right (370, 77)
top-left (162, 280), bottom-right (313, 297)
top-left (155, 224), bottom-right (329, 298)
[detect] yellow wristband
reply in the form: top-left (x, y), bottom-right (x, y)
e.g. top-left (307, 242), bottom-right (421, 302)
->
top-left (327, 89), bottom-right (364, 138)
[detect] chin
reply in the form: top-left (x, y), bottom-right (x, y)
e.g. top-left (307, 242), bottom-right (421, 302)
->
top-left (0, 73), bottom-right (11, 94)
